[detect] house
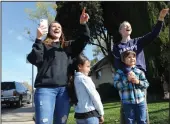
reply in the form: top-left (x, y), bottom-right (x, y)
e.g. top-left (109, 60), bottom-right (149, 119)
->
top-left (90, 56), bottom-right (120, 100)
top-left (90, 56), bottom-right (115, 88)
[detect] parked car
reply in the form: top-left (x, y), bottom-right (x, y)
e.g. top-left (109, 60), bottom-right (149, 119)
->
top-left (1, 81), bottom-right (32, 107)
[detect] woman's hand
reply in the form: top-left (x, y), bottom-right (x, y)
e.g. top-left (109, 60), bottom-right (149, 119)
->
top-left (80, 7), bottom-right (90, 24)
top-left (37, 25), bottom-right (48, 40)
top-left (158, 8), bottom-right (169, 21)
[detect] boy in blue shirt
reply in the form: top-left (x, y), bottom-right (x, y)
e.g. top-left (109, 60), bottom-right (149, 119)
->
top-left (114, 50), bottom-right (149, 124)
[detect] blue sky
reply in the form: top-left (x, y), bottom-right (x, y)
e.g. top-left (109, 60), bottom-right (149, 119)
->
top-left (2, 2), bottom-right (94, 85)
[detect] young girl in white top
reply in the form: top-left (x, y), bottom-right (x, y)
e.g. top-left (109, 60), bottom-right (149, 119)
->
top-left (73, 53), bottom-right (104, 124)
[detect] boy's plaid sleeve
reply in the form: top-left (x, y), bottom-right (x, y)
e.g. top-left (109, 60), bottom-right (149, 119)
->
top-left (138, 71), bottom-right (149, 89)
top-left (114, 73), bottom-right (123, 90)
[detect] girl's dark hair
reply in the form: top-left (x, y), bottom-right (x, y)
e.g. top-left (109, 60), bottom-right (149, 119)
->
top-left (67, 53), bottom-right (89, 105)
top-left (121, 50), bottom-right (136, 62)
top-left (75, 53), bottom-right (90, 71)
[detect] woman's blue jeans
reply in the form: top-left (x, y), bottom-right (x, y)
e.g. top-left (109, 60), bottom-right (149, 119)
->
top-left (34, 87), bottom-right (70, 124)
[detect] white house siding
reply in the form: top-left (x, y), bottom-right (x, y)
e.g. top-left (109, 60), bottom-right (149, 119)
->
top-left (91, 64), bottom-right (114, 88)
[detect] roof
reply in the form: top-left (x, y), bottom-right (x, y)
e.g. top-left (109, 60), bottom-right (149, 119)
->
top-left (90, 56), bottom-right (110, 72)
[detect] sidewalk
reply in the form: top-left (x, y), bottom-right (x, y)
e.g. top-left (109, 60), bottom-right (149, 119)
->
top-left (2, 104), bottom-right (35, 124)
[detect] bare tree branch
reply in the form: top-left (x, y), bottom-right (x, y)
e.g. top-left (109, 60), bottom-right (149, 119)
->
top-left (89, 41), bottom-right (105, 51)
top-left (93, 30), bottom-right (107, 56)
top-left (22, 33), bottom-right (35, 42)
top-left (90, 41), bottom-right (107, 56)
top-left (95, 31), bottom-right (105, 41)
top-left (100, 26), bottom-right (107, 41)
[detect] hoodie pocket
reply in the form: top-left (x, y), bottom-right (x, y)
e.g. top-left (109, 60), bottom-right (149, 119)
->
top-left (43, 65), bottom-right (53, 79)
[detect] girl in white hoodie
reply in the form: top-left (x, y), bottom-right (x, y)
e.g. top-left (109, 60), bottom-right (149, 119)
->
top-left (73, 53), bottom-right (104, 124)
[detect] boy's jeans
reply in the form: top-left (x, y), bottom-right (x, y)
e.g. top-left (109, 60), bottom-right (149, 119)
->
top-left (34, 87), bottom-right (70, 124)
top-left (123, 101), bottom-right (147, 124)
top-left (76, 117), bottom-right (99, 124)
top-left (120, 90), bottom-right (149, 124)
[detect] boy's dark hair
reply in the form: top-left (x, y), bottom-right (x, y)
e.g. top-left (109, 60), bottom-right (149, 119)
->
top-left (121, 50), bottom-right (136, 62)
top-left (67, 53), bottom-right (89, 105)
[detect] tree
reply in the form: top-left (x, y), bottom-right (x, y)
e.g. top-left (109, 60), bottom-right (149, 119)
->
top-left (55, 1), bottom-right (169, 80)
top-left (55, 1), bottom-right (114, 63)
top-left (24, 2), bottom-right (57, 41)
top-left (22, 81), bottom-right (32, 92)
top-left (91, 57), bottom-right (99, 67)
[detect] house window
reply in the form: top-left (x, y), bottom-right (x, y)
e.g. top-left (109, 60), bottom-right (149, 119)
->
top-left (96, 70), bottom-right (102, 79)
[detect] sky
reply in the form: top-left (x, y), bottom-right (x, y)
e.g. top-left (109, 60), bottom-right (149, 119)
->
top-left (2, 2), bottom-right (94, 85)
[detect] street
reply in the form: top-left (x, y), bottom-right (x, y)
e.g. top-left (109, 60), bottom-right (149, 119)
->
top-left (1, 104), bottom-right (19, 114)
top-left (1, 103), bottom-right (35, 124)
top-left (1, 97), bottom-right (33, 114)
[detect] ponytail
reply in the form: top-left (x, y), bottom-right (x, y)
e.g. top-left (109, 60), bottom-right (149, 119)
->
top-left (67, 60), bottom-right (78, 105)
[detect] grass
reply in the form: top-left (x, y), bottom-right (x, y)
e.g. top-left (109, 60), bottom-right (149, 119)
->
top-left (67, 101), bottom-right (169, 124)
top-left (147, 101), bottom-right (169, 124)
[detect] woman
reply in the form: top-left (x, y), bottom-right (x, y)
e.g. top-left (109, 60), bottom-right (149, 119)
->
top-left (27, 8), bottom-right (90, 124)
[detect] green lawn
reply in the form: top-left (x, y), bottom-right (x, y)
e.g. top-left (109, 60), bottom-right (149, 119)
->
top-left (67, 101), bottom-right (169, 124)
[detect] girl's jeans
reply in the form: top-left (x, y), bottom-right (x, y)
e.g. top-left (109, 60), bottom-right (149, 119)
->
top-left (76, 117), bottom-right (99, 124)
top-left (34, 87), bottom-right (70, 124)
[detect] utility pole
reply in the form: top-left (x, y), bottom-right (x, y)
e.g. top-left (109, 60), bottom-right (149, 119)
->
top-left (26, 54), bottom-right (34, 107)
top-left (32, 65), bottom-right (34, 107)
top-left (0, 2), bottom-right (2, 110)
top-left (168, 2), bottom-right (170, 124)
